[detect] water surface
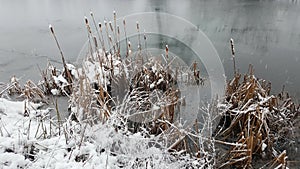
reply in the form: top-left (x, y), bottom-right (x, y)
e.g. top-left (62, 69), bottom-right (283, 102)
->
top-left (0, 0), bottom-right (299, 100)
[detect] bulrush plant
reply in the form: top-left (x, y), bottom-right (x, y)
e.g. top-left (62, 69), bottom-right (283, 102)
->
top-left (214, 63), bottom-right (299, 168)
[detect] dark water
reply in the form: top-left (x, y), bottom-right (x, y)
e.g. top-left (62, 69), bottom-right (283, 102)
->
top-left (0, 0), bottom-right (300, 101)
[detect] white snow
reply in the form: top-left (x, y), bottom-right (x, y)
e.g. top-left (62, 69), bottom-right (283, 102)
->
top-left (0, 97), bottom-right (196, 168)
top-left (262, 142), bottom-right (267, 152)
top-left (51, 89), bottom-right (60, 95)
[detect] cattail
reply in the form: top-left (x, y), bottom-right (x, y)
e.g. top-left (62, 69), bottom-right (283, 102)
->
top-left (117, 25), bottom-right (120, 38)
top-left (108, 21), bottom-right (117, 54)
top-left (128, 41), bottom-right (131, 55)
top-left (104, 20), bottom-right (112, 54)
top-left (98, 22), bottom-right (102, 31)
top-left (123, 18), bottom-right (129, 57)
top-left (136, 21), bottom-right (139, 30)
top-left (90, 11), bottom-right (103, 51)
top-left (230, 38), bottom-right (237, 75)
top-left (84, 16), bottom-right (91, 34)
top-left (230, 38), bottom-right (235, 56)
top-left (136, 21), bottom-right (141, 51)
top-left (98, 22), bottom-right (106, 54)
top-left (49, 24), bottom-right (73, 91)
top-left (84, 16), bottom-right (94, 57)
top-left (108, 35), bottom-right (113, 45)
top-left (193, 61), bottom-right (197, 74)
top-left (144, 29), bottom-right (147, 50)
top-left (117, 25), bottom-right (120, 56)
top-left (165, 45), bottom-right (169, 59)
top-left (113, 10), bottom-right (116, 21)
top-left (93, 36), bottom-right (98, 48)
top-left (113, 11), bottom-right (117, 46)
top-left (93, 36), bottom-right (103, 73)
top-left (49, 24), bottom-right (54, 34)
top-left (109, 21), bottom-right (113, 32)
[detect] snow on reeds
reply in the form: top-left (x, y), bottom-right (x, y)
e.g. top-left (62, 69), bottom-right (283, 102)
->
top-left (214, 64), bottom-right (299, 168)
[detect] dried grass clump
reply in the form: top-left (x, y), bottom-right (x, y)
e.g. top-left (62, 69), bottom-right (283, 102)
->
top-left (214, 64), bottom-right (299, 168)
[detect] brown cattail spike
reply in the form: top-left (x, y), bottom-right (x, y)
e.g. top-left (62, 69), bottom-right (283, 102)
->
top-left (84, 16), bottom-right (89, 25)
top-left (193, 61), bottom-right (197, 73)
top-left (144, 30), bottom-right (147, 50)
top-left (117, 26), bottom-right (120, 35)
top-left (98, 22), bottom-right (102, 30)
top-left (230, 38), bottom-right (237, 75)
top-left (49, 24), bottom-right (54, 34)
top-left (166, 45), bottom-right (169, 58)
top-left (109, 21), bottom-right (113, 32)
top-left (93, 36), bottom-right (98, 48)
top-left (123, 18), bottom-right (129, 57)
top-left (230, 38), bottom-right (235, 56)
top-left (136, 21), bottom-right (139, 30)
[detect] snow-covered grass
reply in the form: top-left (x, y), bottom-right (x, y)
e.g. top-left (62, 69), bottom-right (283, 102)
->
top-left (0, 95), bottom-right (213, 168)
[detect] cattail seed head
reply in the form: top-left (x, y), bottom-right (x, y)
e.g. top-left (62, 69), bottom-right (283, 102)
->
top-left (193, 61), bottom-right (197, 71)
top-left (113, 10), bottom-right (116, 19)
top-left (49, 24), bottom-right (54, 34)
top-left (109, 21), bottom-right (113, 31)
top-left (84, 16), bottom-right (89, 25)
top-left (136, 21), bottom-right (139, 30)
top-left (166, 45), bottom-right (169, 58)
top-left (123, 18), bottom-right (126, 26)
top-left (98, 22), bottom-right (102, 30)
top-left (90, 11), bottom-right (94, 17)
top-left (93, 36), bottom-right (98, 48)
top-left (230, 38), bottom-right (235, 56)
top-left (117, 25), bottom-right (120, 34)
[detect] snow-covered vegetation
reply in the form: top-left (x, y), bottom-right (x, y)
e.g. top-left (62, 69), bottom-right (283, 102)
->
top-left (0, 11), bottom-right (299, 168)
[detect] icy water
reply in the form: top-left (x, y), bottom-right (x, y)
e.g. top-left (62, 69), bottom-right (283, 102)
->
top-left (0, 0), bottom-right (300, 101)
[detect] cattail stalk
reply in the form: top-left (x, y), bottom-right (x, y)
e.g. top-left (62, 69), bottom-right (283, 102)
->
top-left (230, 38), bottom-right (237, 75)
top-left (104, 20), bottom-right (112, 54)
top-left (117, 25), bottom-right (121, 57)
top-left (90, 11), bottom-right (103, 51)
top-left (165, 45), bottom-right (169, 59)
top-left (98, 22), bottom-right (107, 55)
top-left (49, 25), bottom-right (73, 91)
top-left (93, 36), bottom-right (103, 69)
top-left (136, 21), bottom-right (141, 52)
top-left (123, 18), bottom-right (129, 57)
top-left (108, 22), bottom-right (116, 53)
top-left (144, 30), bottom-right (147, 50)
top-left (85, 17), bottom-right (94, 58)
top-left (113, 11), bottom-right (118, 52)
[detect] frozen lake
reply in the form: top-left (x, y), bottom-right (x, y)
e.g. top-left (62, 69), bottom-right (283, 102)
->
top-left (0, 0), bottom-right (299, 101)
